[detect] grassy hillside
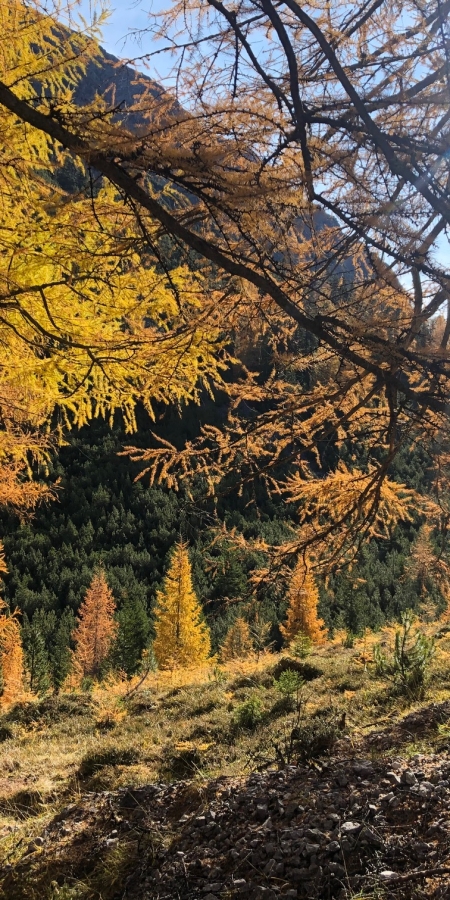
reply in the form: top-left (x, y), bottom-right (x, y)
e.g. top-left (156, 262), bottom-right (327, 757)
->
top-left (1, 622), bottom-right (450, 898)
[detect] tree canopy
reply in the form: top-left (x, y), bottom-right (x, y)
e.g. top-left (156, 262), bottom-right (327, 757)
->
top-left (0, 0), bottom-right (448, 569)
top-left (0, 0), bottom-right (228, 516)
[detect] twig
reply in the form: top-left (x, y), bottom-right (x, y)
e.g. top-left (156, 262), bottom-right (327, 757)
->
top-left (384, 865), bottom-right (450, 884)
top-left (123, 665), bottom-right (153, 700)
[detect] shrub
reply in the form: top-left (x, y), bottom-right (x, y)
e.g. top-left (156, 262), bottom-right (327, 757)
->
top-left (267, 710), bottom-right (341, 767)
top-left (0, 788), bottom-right (51, 818)
top-left (3, 695), bottom-right (93, 726)
top-left (344, 631), bottom-right (356, 649)
top-left (374, 611), bottom-right (435, 701)
top-left (127, 692), bottom-right (157, 715)
top-left (78, 746), bottom-right (139, 778)
top-left (162, 741), bottom-right (213, 779)
top-left (290, 632), bottom-right (312, 658)
top-left (272, 657), bottom-right (322, 682)
top-left (209, 665), bottom-right (227, 685)
top-left (231, 671), bottom-right (272, 689)
top-left (0, 723), bottom-right (13, 741)
top-left (273, 669), bottom-right (305, 711)
top-left (233, 696), bottom-right (264, 730)
top-left (291, 714), bottom-right (340, 762)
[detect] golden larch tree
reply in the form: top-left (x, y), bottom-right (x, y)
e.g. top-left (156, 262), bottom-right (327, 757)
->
top-left (0, 611), bottom-right (24, 705)
top-left (72, 571), bottom-right (117, 678)
top-left (220, 617), bottom-right (253, 662)
top-left (0, 1), bottom-right (228, 513)
top-left (153, 541), bottom-right (211, 669)
top-left (281, 559), bottom-right (326, 645)
top-left (0, 547), bottom-right (24, 704)
top-left (404, 524), bottom-right (449, 600)
top-left (2, 0), bottom-right (450, 569)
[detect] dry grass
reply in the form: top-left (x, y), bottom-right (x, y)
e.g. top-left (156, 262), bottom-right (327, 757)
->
top-left (0, 624), bottom-right (449, 896)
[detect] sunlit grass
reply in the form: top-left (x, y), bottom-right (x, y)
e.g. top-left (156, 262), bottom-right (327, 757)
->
top-left (0, 626), bottom-right (449, 893)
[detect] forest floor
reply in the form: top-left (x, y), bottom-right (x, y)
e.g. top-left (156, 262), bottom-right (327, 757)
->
top-left (1, 625), bottom-right (450, 899)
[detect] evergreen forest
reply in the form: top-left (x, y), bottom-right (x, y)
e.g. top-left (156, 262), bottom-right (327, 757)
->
top-left (1, 394), bottom-right (444, 689)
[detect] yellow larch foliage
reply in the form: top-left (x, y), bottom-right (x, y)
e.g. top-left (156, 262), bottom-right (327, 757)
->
top-left (0, 612), bottom-right (24, 705)
top-left (0, 545), bottom-right (24, 704)
top-left (153, 541), bottom-right (211, 669)
top-left (220, 617), bottom-right (253, 661)
top-left (404, 524), bottom-right (449, 600)
top-left (281, 558), bottom-right (326, 644)
top-left (0, 1), bottom-right (228, 511)
top-left (72, 571), bottom-right (117, 679)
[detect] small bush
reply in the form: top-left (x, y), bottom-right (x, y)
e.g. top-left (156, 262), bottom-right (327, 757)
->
top-left (78, 746), bottom-right (140, 778)
top-left (0, 723), bottom-right (13, 741)
top-left (209, 665), bottom-right (227, 685)
top-left (231, 671), bottom-right (272, 690)
top-left (273, 669), bottom-right (305, 713)
top-left (272, 657), bottom-right (322, 682)
top-left (233, 696), bottom-right (264, 731)
top-left (336, 675), bottom-right (366, 693)
top-left (290, 632), bottom-right (312, 659)
top-left (162, 741), bottom-right (213, 779)
top-left (95, 712), bottom-right (121, 731)
top-left (4, 695), bottom-right (93, 726)
top-left (374, 611), bottom-right (435, 702)
top-left (291, 714), bottom-right (340, 762)
top-left (127, 692), bottom-right (157, 715)
top-left (269, 695), bottom-right (295, 717)
top-left (274, 669), bottom-right (305, 697)
top-left (0, 788), bottom-right (52, 817)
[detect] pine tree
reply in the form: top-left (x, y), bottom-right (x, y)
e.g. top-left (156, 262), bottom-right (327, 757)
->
top-left (72, 571), bottom-right (117, 679)
top-left (50, 609), bottom-right (75, 693)
top-left (22, 614), bottom-right (50, 696)
top-left (153, 541), bottom-right (211, 669)
top-left (220, 617), bottom-right (253, 661)
top-left (112, 596), bottom-right (151, 677)
top-left (281, 559), bottom-right (326, 645)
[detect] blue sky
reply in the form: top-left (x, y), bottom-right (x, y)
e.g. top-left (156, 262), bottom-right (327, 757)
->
top-left (74, 1), bottom-right (449, 273)
top-left (77, 1), bottom-right (153, 59)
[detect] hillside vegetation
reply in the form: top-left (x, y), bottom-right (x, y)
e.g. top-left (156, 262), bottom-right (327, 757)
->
top-left (1, 625), bottom-right (450, 898)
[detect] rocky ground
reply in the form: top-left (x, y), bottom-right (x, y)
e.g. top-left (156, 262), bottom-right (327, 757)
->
top-left (3, 702), bottom-right (450, 900)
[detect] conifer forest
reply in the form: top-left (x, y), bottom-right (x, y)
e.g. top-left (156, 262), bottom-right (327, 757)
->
top-left (1, 2), bottom-right (450, 898)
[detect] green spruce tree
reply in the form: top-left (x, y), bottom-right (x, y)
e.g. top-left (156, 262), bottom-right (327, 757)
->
top-left (50, 609), bottom-right (75, 693)
top-left (112, 596), bottom-right (151, 677)
top-left (22, 614), bottom-right (50, 696)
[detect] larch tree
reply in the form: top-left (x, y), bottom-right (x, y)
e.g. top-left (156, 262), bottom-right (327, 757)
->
top-left (403, 524), bottom-right (450, 602)
top-left (281, 559), bottom-right (326, 645)
top-left (0, 617), bottom-right (24, 705)
top-left (72, 571), bottom-right (117, 679)
top-left (0, 1), bottom-right (450, 568)
top-left (0, 546), bottom-right (24, 704)
top-left (0, 0), bottom-right (228, 517)
top-left (220, 617), bottom-right (253, 662)
top-left (0, 604), bottom-right (24, 705)
top-left (153, 541), bottom-right (211, 669)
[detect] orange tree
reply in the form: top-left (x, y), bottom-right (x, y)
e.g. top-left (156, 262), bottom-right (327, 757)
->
top-left (280, 559), bottom-right (326, 645)
top-left (0, 548), bottom-right (23, 704)
top-left (72, 570), bottom-right (117, 679)
top-left (220, 617), bottom-right (253, 662)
